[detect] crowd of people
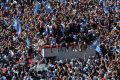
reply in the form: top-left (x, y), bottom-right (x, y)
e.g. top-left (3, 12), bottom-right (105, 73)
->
top-left (0, 0), bottom-right (120, 80)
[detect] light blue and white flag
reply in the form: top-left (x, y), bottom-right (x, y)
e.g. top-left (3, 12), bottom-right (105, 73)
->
top-left (26, 23), bottom-right (30, 32)
top-left (103, 6), bottom-right (110, 14)
top-left (102, 0), bottom-right (106, 7)
top-left (91, 38), bottom-right (100, 49)
top-left (46, 1), bottom-right (52, 14)
top-left (3, 19), bottom-right (8, 26)
top-left (12, 18), bottom-right (22, 36)
top-left (34, 1), bottom-right (40, 14)
top-left (59, 0), bottom-right (64, 3)
top-left (18, 22), bottom-right (22, 36)
top-left (96, 45), bottom-right (102, 55)
top-left (115, 6), bottom-right (119, 12)
top-left (6, 0), bottom-right (10, 3)
top-left (91, 38), bottom-right (102, 55)
top-left (26, 36), bottom-right (30, 48)
top-left (95, 0), bottom-right (99, 4)
top-left (101, 0), bottom-right (110, 14)
top-left (45, 27), bottom-right (49, 36)
top-left (12, 18), bottom-right (18, 30)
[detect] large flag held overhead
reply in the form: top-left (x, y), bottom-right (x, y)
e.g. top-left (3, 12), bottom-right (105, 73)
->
top-left (46, 1), bottom-right (52, 14)
top-left (59, 0), bottom-right (64, 3)
top-left (91, 38), bottom-right (102, 55)
top-left (12, 18), bottom-right (22, 36)
top-left (96, 45), bottom-right (102, 55)
top-left (115, 6), bottom-right (119, 12)
top-left (102, 0), bottom-right (106, 7)
top-left (6, 0), bottom-right (10, 3)
top-left (103, 6), bottom-right (110, 14)
top-left (34, 1), bottom-right (40, 14)
top-left (3, 19), bottom-right (8, 26)
top-left (91, 38), bottom-right (100, 49)
top-left (12, 18), bottom-right (17, 30)
top-left (95, 0), bottom-right (99, 4)
top-left (26, 36), bottom-right (30, 48)
top-left (26, 23), bottom-right (30, 32)
top-left (101, 0), bottom-right (110, 14)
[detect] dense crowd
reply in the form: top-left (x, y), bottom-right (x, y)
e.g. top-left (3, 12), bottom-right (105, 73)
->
top-left (0, 0), bottom-right (120, 80)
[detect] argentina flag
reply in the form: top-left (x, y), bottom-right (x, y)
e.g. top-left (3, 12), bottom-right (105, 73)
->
top-left (96, 45), bottom-right (102, 55)
top-left (91, 38), bottom-right (102, 55)
top-left (46, 1), bottom-right (52, 14)
top-left (34, 1), bottom-right (40, 14)
top-left (91, 38), bottom-right (100, 49)
top-left (3, 19), bottom-right (8, 27)
top-left (101, 0), bottom-right (110, 14)
top-left (12, 18), bottom-right (22, 36)
top-left (26, 23), bottom-right (30, 32)
top-left (103, 6), bottom-right (110, 14)
top-left (26, 36), bottom-right (30, 48)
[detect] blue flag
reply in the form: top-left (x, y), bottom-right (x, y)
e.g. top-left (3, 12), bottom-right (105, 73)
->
top-left (46, 1), bottom-right (52, 14)
top-left (26, 23), bottom-right (30, 32)
top-left (83, 17), bottom-right (88, 25)
top-left (6, 0), bottom-right (10, 3)
top-left (91, 38), bottom-right (100, 49)
top-left (12, 18), bottom-right (17, 30)
top-left (12, 18), bottom-right (22, 36)
top-left (95, 0), bottom-right (99, 4)
top-left (26, 36), bottom-right (30, 48)
top-left (115, 6), bottom-right (119, 12)
top-left (101, 0), bottom-right (110, 14)
top-left (59, 0), bottom-right (64, 3)
top-left (18, 22), bottom-right (22, 36)
top-left (45, 27), bottom-right (49, 36)
top-left (102, 0), bottom-right (106, 7)
top-left (34, 1), bottom-right (40, 14)
top-left (64, 0), bottom-right (67, 4)
top-left (91, 38), bottom-right (102, 55)
top-left (103, 6), bottom-right (110, 14)
top-left (96, 45), bottom-right (102, 55)
top-left (3, 19), bottom-right (8, 26)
